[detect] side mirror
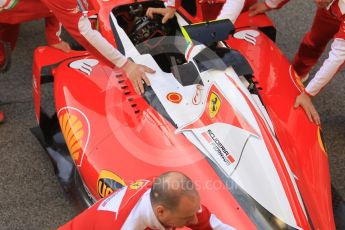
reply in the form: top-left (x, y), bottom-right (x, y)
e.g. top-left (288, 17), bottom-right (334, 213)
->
top-left (181, 19), bottom-right (235, 46)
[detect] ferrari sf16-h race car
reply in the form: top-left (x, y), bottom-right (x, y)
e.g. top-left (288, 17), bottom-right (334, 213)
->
top-left (31, 0), bottom-right (344, 229)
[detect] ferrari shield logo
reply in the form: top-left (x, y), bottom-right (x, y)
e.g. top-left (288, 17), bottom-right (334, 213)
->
top-left (129, 180), bottom-right (145, 190)
top-left (209, 92), bottom-right (221, 118)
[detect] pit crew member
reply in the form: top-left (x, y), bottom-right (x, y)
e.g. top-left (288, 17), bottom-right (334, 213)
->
top-left (250, 0), bottom-right (344, 125)
top-left (0, 0), bottom-right (71, 123)
top-left (59, 171), bottom-right (235, 229)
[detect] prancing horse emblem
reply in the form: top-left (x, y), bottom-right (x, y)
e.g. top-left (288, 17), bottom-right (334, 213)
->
top-left (209, 92), bottom-right (221, 118)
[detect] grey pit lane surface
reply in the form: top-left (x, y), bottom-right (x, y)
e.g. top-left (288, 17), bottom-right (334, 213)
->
top-left (0, 2), bottom-right (344, 229)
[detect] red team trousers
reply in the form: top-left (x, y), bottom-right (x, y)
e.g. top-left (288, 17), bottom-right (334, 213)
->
top-left (0, 0), bottom-right (60, 65)
top-left (293, 7), bottom-right (342, 77)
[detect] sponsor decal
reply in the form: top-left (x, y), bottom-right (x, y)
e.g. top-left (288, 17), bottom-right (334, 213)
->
top-left (317, 127), bottom-right (327, 155)
top-left (192, 84), bottom-right (203, 105)
top-left (208, 92), bottom-right (221, 118)
top-left (234, 30), bottom-right (260, 45)
top-left (289, 66), bottom-right (304, 92)
top-left (98, 187), bottom-right (127, 214)
top-left (181, 84), bottom-right (257, 136)
top-left (129, 180), bottom-right (145, 190)
top-left (202, 131), bottom-right (212, 143)
top-left (97, 170), bottom-right (127, 198)
top-left (294, 73), bottom-right (305, 90)
top-left (58, 108), bottom-right (90, 167)
top-left (166, 92), bottom-right (182, 104)
top-left (69, 59), bottom-right (99, 75)
top-left (290, 67), bottom-right (305, 91)
top-left (202, 129), bottom-right (235, 165)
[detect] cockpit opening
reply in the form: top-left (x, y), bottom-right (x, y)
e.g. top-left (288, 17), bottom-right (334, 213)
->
top-left (112, 1), bottom-right (188, 73)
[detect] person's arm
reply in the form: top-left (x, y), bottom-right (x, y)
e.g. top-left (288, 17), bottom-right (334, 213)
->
top-left (216, 0), bottom-right (245, 23)
top-left (294, 18), bottom-right (345, 125)
top-left (304, 4), bottom-right (345, 96)
top-left (40, 0), bottom-right (127, 67)
top-left (294, 37), bottom-right (345, 125)
top-left (41, 0), bottom-right (155, 94)
top-left (249, 0), bottom-right (289, 16)
top-left (305, 38), bottom-right (345, 96)
top-left (146, 0), bottom-right (176, 24)
top-left (44, 15), bottom-right (71, 53)
top-left (78, 13), bottom-right (155, 94)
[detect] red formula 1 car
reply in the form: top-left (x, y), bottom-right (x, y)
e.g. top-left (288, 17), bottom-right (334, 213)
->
top-left (32, 0), bottom-right (344, 229)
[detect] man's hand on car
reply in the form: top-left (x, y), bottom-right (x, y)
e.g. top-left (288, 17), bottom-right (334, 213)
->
top-left (146, 7), bottom-right (176, 24)
top-left (294, 92), bottom-right (321, 125)
top-left (122, 60), bottom-right (156, 95)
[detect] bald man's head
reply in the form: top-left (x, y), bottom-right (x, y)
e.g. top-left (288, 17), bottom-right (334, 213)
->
top-left (150, 171), bottom-right (199, 211)
top-left (150, 172), bottom-right (200, 228)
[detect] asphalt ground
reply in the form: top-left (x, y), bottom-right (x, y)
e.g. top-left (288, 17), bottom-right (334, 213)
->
top-left (0, 2), bottom-right (344, 229)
